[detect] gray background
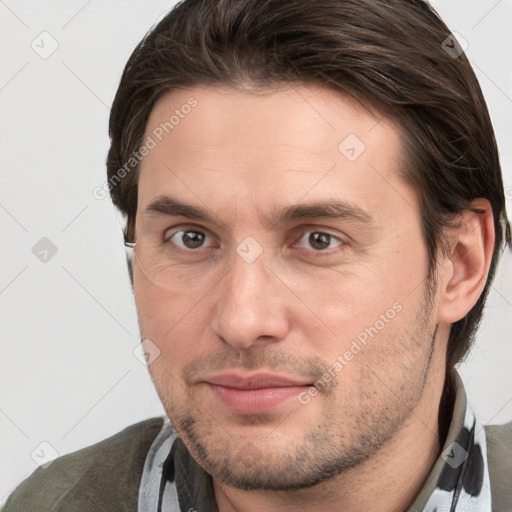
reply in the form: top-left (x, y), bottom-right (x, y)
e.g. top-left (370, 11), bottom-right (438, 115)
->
top-left (1, 0), bottom-right (511, 503)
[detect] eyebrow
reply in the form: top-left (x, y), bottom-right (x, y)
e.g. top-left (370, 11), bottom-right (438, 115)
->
top-left (143, 195), bottom-right (373, 231)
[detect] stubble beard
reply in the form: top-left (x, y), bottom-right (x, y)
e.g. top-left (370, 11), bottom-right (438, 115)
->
top-left (155, 282), bottom-right (438, 491)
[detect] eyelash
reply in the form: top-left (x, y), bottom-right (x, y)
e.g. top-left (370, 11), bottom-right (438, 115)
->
top-left (162, 225), bottom-right (347, 256)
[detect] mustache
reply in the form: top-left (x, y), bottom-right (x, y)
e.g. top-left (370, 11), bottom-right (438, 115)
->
top-left (182, 346), bottom-right (330, 386)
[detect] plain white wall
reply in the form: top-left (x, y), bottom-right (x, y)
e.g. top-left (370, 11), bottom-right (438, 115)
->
top-left (1, 0), bottom-right (511, 503)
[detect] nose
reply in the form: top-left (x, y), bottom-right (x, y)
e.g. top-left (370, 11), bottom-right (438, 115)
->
top-left (211, 249), bottom-right (291, 350)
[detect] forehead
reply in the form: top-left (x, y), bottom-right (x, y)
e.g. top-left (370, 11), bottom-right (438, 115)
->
top-left (143, 82), bottom-right (396, 157)
top-left (136, 83), bottom-right (410, 226)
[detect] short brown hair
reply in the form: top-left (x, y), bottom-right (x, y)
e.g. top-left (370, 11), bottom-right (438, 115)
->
top-left (106, 0), bottom-right (511, 370)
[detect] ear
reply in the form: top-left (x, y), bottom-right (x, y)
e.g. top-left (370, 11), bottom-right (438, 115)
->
top-left (437, 198), bottom-right (495, 325)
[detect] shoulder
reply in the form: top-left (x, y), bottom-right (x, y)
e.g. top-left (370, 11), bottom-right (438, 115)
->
top-left (484, 421), bottom-right (512, 512)
top-left (3, 416), bottom-right (164, 512)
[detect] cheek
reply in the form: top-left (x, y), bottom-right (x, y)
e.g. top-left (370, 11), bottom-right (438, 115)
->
top-left (294, 256), bottom-right (428, 360)
top-left (133, 265), bottom-right (195, 331)
top-left (133, 270), bottom-right (209, 370)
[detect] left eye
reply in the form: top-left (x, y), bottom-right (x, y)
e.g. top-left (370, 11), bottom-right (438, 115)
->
top-left (295, 231), bottom-right (344, 252)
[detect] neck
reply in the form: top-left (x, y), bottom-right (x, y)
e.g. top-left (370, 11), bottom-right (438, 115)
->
top-left (213, 363), bottom-right (451, 512)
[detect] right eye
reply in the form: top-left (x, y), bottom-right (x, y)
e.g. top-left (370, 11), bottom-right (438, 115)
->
top-left (163, 227), bottom-right (216, 252)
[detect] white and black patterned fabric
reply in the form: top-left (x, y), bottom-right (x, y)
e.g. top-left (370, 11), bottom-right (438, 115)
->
top-left (420, 403), bottom-right (491, 512)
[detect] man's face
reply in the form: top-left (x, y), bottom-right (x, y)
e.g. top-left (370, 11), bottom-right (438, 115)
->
top-left (133, 83), bottom-right (441, 490)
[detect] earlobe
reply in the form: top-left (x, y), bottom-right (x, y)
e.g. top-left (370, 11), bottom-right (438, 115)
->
top-left (437, 199), bottom-right (495, 325)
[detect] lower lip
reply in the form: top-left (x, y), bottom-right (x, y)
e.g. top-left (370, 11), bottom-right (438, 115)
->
top-left (207, 383), bottom-right (308, 414)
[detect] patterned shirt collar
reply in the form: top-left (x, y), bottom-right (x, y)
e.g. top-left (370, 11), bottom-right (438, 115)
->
top-left (139, 370), bottom-right (491, 512)
top-left (408, 370), bottom-right (491, 511)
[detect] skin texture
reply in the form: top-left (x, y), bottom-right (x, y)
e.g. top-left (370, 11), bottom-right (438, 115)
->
top-left (132, 83), bottom-right (494, 512)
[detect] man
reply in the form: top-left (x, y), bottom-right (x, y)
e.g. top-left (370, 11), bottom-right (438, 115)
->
top-left (5, 0), bottom-right (511, 510)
